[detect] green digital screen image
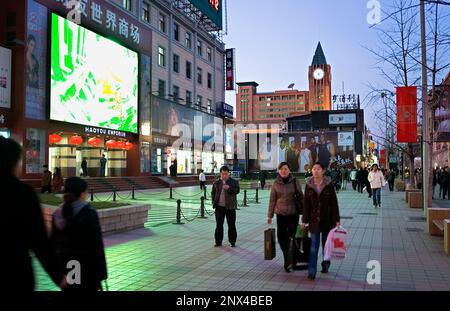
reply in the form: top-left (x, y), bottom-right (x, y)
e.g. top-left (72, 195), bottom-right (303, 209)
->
top-left (50, 13), bottom-right (138, 133)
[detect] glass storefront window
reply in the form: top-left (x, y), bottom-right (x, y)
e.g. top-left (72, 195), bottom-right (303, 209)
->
top-left (152, 147), bottom-right (163, 174)
top-left (140, 141), bottom-right (150, 173)
top-left (167, 148), bottom-right (192, 174)
top-left (202, 151), bottom-right (213, 174)
top-left (25, 128), bottom-right (46, 173)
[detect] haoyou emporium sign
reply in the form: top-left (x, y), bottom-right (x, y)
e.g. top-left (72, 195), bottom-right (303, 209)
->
top-left (189, 0), bottom-right (223, 30)
top-left (50, 13), bottom-right (138, 133)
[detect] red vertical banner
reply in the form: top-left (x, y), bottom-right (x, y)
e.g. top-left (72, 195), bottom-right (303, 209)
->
top-left (380, 149), bottom-right (386, 167)
top-left (225, 48), bottom-right (235, 90)
top-left (396, 86), bottom-right (418, 143)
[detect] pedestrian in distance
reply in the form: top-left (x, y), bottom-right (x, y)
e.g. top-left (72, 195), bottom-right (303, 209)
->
top-left (81, 158), bottom-right (88, 177)
top-left (368, 164), bottom-right (385, 208)
top-left (211, 166), bottom-right (240, 248)
top-left (259, 170), bottom-right (267, 190)
top-left (302, 162), bottom-right (340, 281)
top-left (350, 167), bottom-right (358, 191)
top-left (388, 169), bottom-right (396, 192)
top-left (52, 167), bottom-right (64, 193)
top-left (0, 137), bottom-right (66, 292)
top-left (199, 169), bottom-right (206, 190)
top-left (267, 162), bottom-right (304, 272)
top-left (51, 177), bottom-right (108, 291)
top-left (41, 164), bottom-right (52, 193)
top-left (99, 154), bottom-right (107, 177)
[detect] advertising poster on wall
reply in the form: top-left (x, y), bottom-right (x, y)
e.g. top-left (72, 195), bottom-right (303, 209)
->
top-left (25, 0), bottom-right (48, 120)
top-left (0, 46), bottom-right (11, 108)
top-left (278, 131), bottom-right (355, 172)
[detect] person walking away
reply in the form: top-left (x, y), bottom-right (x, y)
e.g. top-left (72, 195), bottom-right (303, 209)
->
top-left (432, 169), bottom-right (438, 199)
top-left (350, 167), bottom-right (358, 191)
top-left (388, 169), bottom-right (396, 192)
top-left (259, 170), bottom-right (267, 190)
top-left (302, 162), bottom-right (340, 281)
top-left (445, 168), bottom-right (450, 200)
top-left (439, 168), bottom-right (447, 199)
top-left (41, 165), bottom-right (52, 193)
top-left (1, 137), bottom-right (65, 292)
top-left (51, 177), bottom-right (107, 291)
top-left (362, 167), bottom-right (372, 198)
top-left (52, 167), bottom-right (64, 193)
top-left (356, 167), bottom-right (364, 193)
top-left (267, 162), bottom-right (303, 272)
top-left (342, 168), bottom-right (349, 191)
top-left (81, 158), bottom-right (88, 177)
top-left (199, 169), bottom-right (206, 190)
top-left (368, 164), bottom-right (385, 208)
top-left (211, 166), bottom-right (240, 247)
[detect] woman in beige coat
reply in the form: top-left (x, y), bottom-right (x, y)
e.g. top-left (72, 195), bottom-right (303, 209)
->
top-left (268, 162), bottom-right (303, 272)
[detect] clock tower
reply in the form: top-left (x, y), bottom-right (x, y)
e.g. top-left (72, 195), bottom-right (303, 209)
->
top-left (308, 42), bottom-right (332, 111)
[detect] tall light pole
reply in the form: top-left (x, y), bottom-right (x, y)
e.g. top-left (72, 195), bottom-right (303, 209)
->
top-left (420, 0), bottom-right (431, 211)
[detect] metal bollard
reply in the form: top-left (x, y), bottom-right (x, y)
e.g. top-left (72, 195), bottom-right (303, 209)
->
top-left (203, 185), bottom-right (207, 200)
top-left (199, 196), bottom-right (207, 219)
top-left (132, 187), bottom-right (135, 200)
top-left (113, 190), bottom-right (116, 202)
top-left (170, 186), bottom-right (173, 199)
top-left (173, 199), bottom-right (184, 224)
top-left (243, 190), bottom-right (249, 207)
top-left (91, 189), bottom-right (94, 202)
top-left (255, 188), bottom-right (259, 204)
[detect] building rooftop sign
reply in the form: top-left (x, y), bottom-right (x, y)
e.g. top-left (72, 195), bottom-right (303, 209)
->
top-left (173, 0), bottom-right (223, 31)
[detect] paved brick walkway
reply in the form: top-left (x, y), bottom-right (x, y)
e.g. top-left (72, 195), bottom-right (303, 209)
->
top-left (33, 184), bottom-right (450, 291)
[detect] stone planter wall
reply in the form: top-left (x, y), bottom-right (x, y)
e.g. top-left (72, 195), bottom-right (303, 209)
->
top-left (42, 204), bottom-right (151, 235)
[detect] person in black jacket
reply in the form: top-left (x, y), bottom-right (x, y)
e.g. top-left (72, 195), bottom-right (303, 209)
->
top-left (211, 166), bottom-right (240, 247)
top-left (1, 137), bottom-right (65, 292)
top-left (51, 177), bottom-right (107, 291)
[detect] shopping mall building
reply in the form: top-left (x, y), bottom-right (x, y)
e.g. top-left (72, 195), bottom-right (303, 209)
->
top-left (0, 0), bottom-right (231, 179)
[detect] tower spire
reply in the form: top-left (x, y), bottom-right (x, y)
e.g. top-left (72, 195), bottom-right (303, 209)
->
top-left (311, 42), bottom-right (327, 65)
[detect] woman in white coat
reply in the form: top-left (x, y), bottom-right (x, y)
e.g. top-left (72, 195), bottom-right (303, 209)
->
top-left (368, 164), bottom-right (385, 208)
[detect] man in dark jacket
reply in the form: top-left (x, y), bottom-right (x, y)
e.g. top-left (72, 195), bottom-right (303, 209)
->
top-left (1, 137), bottom-right (65, 292)
top-left (211, 166), bottom-right (240, 247)
top-left (388, 170), bottom-right (396, 192)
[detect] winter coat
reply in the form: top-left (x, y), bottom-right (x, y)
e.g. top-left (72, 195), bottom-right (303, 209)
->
top-left (211, 177), bottom-right (240, 210)
top-left (51, 202), bottom-right (107, 290)
top-left (268, 174), bottom-right (303, 218)
top-left (302, 176), bottom-right (340, 234)
top-left (368, 170), bottom-right (385, 189)
top-left (2, 175), bottom-right (62, 291)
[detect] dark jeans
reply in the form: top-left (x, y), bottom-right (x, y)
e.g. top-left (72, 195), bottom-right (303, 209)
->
top-left (388, 180), bottom-right (394, 191)
top-left (200, 181), bottom-right (206, 190)
top-left (276, 214), bottom-right (300, 266)
top-left (308, 225), bottom-right (331, 277)
top-left (357, 182), bottom-right (364, 193)
top-left (366, 182), bottom-right (372, 197)
top-left (260, 181), bottom-right (266, 190)
top-left (41, 185), bottom-right (52, 194)
top-left (352, 180), bottom-right (357, 190)
top-left (372, 188), bottom-right (381, 206)
top-left (214, 206), bottom-right (237, 245)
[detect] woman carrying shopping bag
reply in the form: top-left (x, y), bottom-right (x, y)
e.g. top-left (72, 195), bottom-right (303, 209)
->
top-left (268, 162), bottom-right (303, 272)
top-left (302, 162), bottom-right (340, 280)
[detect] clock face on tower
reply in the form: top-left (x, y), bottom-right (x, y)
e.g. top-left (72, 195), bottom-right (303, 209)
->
top-left (313, 68), bottom-right (325, 80)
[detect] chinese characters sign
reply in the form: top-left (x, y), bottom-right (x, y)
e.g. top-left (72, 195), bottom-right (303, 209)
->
top-left (332, 94), bottom-right (360, 110)
top-left (225, 48), bottom-right (235, 91)
top-left (53, 0), bottom-right (141, 45)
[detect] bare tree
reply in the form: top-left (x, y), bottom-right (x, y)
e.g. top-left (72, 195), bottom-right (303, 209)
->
top-left (365, 0), bottom-right (450, 189)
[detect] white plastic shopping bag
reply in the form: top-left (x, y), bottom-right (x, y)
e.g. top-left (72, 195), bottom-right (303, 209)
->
top-left (324, 225), bottom-right (348, 261)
